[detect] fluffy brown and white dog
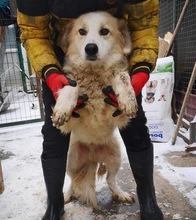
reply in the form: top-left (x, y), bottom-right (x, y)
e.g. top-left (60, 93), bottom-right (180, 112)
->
top-left (52, 11), bottom-right (137, 209)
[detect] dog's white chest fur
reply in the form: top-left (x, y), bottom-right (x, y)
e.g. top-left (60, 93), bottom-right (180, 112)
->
top-left (53, 62), bottom-right (137, 144)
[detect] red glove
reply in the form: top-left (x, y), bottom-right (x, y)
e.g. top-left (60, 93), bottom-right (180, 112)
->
top-left (71, 94), bottom-right (88, 118)
top-left (46, 73), bottom-right (77, 100)
top-left (102, 86), bottom-right (122, 117)
top-left (131, 72), bottom-right (149, 96)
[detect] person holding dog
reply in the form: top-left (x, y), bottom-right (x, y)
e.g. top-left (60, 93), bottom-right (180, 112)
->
top-left (16, 0), bottom-right (163, 220)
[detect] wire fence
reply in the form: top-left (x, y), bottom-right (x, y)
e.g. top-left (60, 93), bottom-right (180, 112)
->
top-left (0, 24), bottom-right (43, 127)
top-left (159, 0), bottom-right (196, 121)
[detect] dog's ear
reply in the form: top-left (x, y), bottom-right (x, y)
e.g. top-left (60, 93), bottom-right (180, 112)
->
top-left (117, 19), bottom-right (132, 55)
top-left (61, 21), bottom-right (74, 54)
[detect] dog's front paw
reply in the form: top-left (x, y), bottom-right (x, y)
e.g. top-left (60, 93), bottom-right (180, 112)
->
top-left (112, 73), bottom-right (138, 118)
top-left (52, 108), bottom-right (72, 128)
top-left (118, 96), bottom-right (138, 118)
top-left (52, 86), bottom-right (78, 128)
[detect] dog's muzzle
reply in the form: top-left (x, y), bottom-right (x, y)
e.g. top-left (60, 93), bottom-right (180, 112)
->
top-left (85, 43), bottom-right (98, 61)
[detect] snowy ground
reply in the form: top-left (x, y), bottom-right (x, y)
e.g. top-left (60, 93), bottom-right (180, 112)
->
top-left (0, 122), bottom-right (196, 220)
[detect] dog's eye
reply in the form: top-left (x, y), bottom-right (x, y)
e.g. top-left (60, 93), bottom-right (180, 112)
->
top-left (79, 29), bottom-right (87, 36)
top-left (100, 28), bottom-right (109, 36)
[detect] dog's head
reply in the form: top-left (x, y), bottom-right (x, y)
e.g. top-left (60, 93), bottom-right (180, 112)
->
top-left (61, 11), bottom-right (131, 67)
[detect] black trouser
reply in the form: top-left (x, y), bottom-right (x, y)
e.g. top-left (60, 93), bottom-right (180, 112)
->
top-left (41, 82), bottom-right (70, 160)
top-left (41, 81), bottom-right (152, 159)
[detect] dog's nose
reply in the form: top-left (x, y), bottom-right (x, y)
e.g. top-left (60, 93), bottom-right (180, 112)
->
top-left (85, 43), bottom-right (98, 56)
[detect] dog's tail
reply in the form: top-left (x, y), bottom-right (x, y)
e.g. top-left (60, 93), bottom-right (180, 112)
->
top-left (97, 162), bottom-right (107, 179)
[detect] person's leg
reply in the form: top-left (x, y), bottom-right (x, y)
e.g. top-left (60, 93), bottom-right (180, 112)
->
top-left (120, 93), bottom-right (163, 220)
top-left (41, 82), bottom-right (70, 220)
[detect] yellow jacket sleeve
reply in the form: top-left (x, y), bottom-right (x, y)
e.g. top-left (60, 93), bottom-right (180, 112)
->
top-left (17, 11), bottom-right (62, 79)
top-left (125, 0), bottom-right (159, 73)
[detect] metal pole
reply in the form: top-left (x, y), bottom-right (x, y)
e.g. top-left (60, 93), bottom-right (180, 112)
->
top-left (166, 0), bottom-right (190, 56)
top-left (0, 161), bottom-right (4, 194)
top-left (172, 62), bottom-right (196, 145)
top-left (36, 76), bottom-right (45, 121)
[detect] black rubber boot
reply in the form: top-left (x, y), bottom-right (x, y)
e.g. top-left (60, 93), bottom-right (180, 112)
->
top-left (127, 146), bottom-right (164, 220)
top-left (41, 156), bottom-right (66, 220)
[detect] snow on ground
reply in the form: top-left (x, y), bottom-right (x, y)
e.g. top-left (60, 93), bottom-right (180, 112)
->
top-left (0, 122), bottom-right (196, 220)
top-left (153, 138), bottom-right (196, 210)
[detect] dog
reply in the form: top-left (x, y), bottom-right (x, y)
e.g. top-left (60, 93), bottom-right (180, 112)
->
top-left (52, 11), bottom-right (138, 209)
top-left (158, 78), bottom-right (170, 101)
top-left (144, 80), bottom-right (158, 103)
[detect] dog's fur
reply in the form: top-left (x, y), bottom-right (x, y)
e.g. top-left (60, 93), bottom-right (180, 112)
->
top-left (52, 11), bottom-right (137, 208)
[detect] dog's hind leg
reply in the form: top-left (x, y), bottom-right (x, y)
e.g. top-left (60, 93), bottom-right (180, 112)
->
top-left (105, 138), bottom-right (135, 204)
top-left (64, 163), bottom-right (98, 208)
top-left (65, 139), bottom-right (98, 208)
top-left (73, 162), bottom-right (98, 208)
top-left (66, 162), bottom-right (98, 208)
